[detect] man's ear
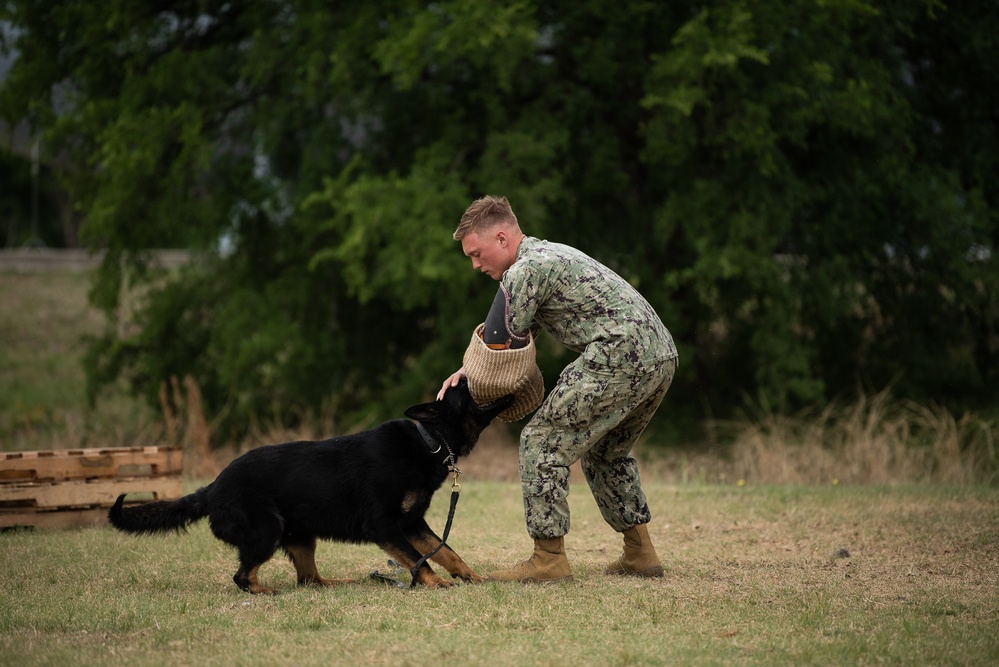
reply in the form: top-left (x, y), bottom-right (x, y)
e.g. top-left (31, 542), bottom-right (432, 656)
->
top-left (404, 402), bottom-right (440, 422)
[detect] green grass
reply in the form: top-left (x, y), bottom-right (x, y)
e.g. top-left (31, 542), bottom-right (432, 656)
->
top-left (2, 481), bottom-right (997, 666)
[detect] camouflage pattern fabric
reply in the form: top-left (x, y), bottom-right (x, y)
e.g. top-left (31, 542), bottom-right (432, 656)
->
top-left (519, 357), bottom-right (676, 537)
top-left (500, 237), bottom-right (678, 366)
top-left (499, 237), bottom-right (679, 538)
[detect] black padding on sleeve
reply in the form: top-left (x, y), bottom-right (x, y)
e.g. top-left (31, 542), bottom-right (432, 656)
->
top-left (482, 286), bottom-right (527, 349)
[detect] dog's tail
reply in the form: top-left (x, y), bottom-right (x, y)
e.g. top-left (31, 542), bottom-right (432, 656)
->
top-left (108, 486), bottom-right (211, 535)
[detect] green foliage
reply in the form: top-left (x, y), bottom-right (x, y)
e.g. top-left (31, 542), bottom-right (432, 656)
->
top-left (641, 0), bottom-right (998, 412)
top-left (0, 149), bottom-right (34, 247)
top-left (2, 0), bottom-right (997, 440)
top-left (0, 148), bottom-right (63, 248)
top-left (306, 150), bottom-right (475, 310)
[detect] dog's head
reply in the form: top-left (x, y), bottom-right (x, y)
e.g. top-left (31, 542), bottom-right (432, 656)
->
top-left (404, 378), bottom-right (514, 458)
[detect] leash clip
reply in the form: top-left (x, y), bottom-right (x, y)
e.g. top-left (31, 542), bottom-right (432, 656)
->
top-left (450, 466), bottom-right (462, 492)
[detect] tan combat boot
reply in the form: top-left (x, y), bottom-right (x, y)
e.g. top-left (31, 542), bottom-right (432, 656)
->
top-left (605, 524), bottom-right (664, 578)
top-left (489, 537), bottom-right (573, 583)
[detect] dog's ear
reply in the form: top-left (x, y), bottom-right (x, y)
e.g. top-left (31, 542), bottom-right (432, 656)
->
top-left (406, 377), bottom-right (471, 422)
top-left (404, 401), bottom-right (440, 422)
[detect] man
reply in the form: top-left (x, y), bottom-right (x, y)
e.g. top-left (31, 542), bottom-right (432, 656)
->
top-left (437, 195), bottom-right (679, 582)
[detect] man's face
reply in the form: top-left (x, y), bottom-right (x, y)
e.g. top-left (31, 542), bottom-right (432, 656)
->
top-left (461, 229), bottom-right (515, 280)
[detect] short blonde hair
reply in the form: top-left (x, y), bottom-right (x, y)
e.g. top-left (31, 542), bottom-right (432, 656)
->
top-left (453, 195), bottom-right (518, 240)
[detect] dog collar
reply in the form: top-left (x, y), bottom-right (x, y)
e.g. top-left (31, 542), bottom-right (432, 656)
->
top-left (416, 423), bottom-right (457, 469)
top-left (416, 422), bottom-right (442, 453)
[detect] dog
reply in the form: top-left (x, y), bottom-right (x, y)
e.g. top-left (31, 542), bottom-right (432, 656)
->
top-left (108, 378), bottom-right (513, 594)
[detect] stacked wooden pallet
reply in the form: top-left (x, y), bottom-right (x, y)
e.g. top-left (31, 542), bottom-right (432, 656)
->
top-left (0, 446), bottom-right (183, 529)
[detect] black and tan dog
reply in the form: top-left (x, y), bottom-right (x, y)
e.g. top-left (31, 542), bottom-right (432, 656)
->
top-left (108, 379), bottom-right (512, 594)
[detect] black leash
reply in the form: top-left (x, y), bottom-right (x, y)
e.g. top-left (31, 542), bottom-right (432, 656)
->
top-left (408, 472), bottom-right (461, 588)
top-left (369, 421), bottom-right (463, 589)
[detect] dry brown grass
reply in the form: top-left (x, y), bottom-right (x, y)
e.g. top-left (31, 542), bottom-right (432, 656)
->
top-left (621, 391), bottom-right (997, 488)
top-left (207, 387), bottom-right (998, 489)
top-left (722, 390), bottom-right (997, 486)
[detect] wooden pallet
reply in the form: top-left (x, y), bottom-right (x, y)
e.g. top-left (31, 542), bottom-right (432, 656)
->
top-left (0, 446), bottom-right (183, 529)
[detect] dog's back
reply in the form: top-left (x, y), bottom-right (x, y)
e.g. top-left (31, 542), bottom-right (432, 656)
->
top-left (206, 420), bottom-right (444, 544)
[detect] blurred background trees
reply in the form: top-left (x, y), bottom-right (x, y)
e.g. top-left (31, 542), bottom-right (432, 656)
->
top-left (1, 0), bottom-right (996, 444)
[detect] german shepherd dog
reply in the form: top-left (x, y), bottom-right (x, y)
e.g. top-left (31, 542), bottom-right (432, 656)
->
top-left (108, 379), bottom-right (513, 594)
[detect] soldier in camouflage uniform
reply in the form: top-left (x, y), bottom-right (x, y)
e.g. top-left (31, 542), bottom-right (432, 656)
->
top-left (438, 195), bottom-right (678, 582)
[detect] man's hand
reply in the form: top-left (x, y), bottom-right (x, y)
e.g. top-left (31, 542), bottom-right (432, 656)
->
top-left (436, 367), bottom-right (467, 401)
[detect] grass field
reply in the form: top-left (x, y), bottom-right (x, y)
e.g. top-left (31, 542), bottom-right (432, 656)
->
top-left (2, 481), bottom-right (997, 666)
top-left (2, 265), bottom-right (998, 665)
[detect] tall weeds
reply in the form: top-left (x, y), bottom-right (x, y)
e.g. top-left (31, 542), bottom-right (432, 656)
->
top-left (725, 390), bottom-right (998, 485)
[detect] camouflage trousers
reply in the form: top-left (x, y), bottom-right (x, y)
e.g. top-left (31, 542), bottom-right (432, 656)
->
top-left (518, 356), bottom-right (677, 539)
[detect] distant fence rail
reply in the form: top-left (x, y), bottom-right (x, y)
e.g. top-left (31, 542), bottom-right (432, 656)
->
top-left (0, 248), bottom-right (190, 272)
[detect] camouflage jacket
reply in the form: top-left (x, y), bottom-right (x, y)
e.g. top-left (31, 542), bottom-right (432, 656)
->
top-left (499, 237), bottom-right (678, 369)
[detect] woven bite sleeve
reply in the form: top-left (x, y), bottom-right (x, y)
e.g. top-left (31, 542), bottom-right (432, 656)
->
top-left (463, 324), bottom-right (544, 421)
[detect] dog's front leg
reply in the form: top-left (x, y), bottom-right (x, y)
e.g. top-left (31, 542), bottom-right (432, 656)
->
top-left (406, 520), bottom-right (485, 584)
top-left (376, 539), bottom-right (452, 588)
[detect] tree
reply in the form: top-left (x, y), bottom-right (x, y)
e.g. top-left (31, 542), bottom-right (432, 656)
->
top-left (641, 0), bottom-right (999, 411)
top-left (1, 0), bottom-right (995, 442)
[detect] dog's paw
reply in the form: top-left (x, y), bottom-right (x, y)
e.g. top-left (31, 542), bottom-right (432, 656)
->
top-left (421, 575), bottom-right (453, 589)
top-left (457, 572), bottom-right (487, 584)
top-left (247, 583), bottom-right (278, 595)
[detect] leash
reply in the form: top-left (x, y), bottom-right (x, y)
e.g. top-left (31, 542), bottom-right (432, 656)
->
top-left (369, 422), bottom-right (463, 589)
top-left (408, 468), bottom-right (461, 588)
